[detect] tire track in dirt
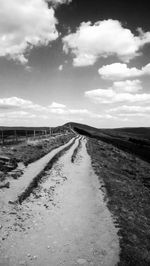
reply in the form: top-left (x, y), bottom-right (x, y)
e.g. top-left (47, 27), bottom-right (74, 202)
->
top-left (0, 137), bottom-right (120, 266)
top-left (1, 136), bottom-right (78, 205)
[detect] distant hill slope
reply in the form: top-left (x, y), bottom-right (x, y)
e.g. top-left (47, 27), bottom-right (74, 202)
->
top-left (113, 127), bottom-right (150, 139)
top-left (64, 122), bottom-right (150, 139)
top-left (64, 122), bottom-right (150, 163)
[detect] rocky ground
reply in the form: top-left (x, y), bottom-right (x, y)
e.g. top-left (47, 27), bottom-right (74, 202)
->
top-left (87, 137), bottom-right (150, 266)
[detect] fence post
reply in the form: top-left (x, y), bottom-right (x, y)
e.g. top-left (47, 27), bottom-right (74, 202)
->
top-left (25, 130), bottom-right (28, 141)
top-left (14, 130), bottom-right (17, 143)
top-left (1, 130), bottom-right (4, 145)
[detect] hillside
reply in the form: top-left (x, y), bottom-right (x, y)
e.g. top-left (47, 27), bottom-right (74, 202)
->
top-left (63, 122), bottom-right (150, 164)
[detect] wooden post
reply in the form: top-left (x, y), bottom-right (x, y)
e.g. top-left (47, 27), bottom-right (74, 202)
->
top-left (1, 130), bottom-right (4, 145)
top-left (42, 130), bottom-right (44, 138)
top-left (34, 130), bottom-right (36, 138)
top-left (25, 130), bottom-right (28, 140)
top-left (14, 130), bottom-right (17, 143)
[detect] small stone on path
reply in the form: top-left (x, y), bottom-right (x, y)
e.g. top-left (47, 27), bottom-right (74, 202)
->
top-left (77, 258), bottom-right (87, 264)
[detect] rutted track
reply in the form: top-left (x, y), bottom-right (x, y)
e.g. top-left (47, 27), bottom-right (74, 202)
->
top-left (17, 136), bottom-right (80, 203)
top-left (2, 136), bottom-right (78, 204)
top-left (0, 137), bottom-right (120, 266)
top-left (71, 136), bottom-right (83, 163)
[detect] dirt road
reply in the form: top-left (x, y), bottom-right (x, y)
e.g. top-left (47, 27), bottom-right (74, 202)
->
top-left (0, 137), bottom-right (119, 266)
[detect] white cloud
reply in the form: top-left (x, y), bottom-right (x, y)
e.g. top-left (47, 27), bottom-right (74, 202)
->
top-left (118, 113), bottom-right (150, 117)
top-left (69, 109), bottom-right (89, 114)
top-left (0, 98), bottom-right (94, 116)
top-left (0, 0), bottom-right (59, 64)
top-left (1, 96), bottom-right (138, 126)
top-left (85, 79), bottom-right (145, 104)
top-left (49, 101), bottom-right (66, 108)
top-left (67, 108), bottom-right (103, 118)
top-left (63, 20), bottom-right (150, 66)
top-left (108, 105), bottom-right (150, 113)
top-left (0, 97), bottom-right (32, 108)
top-left (0, 111), bottom-right (27, 118)
top-left (112, 80), bottom-right (142, 93)
top-left (58, 65), bottom-right (63, 71)
top-left (98, 63), bottom-right (150, 80)
top-left (49, 107), bottom-right (102, 118)
top-left (0, 97), bottom-right (104, 124)
top-left (48, 0), bottom-right (72, 6)
top-left (50, 108), bottom-right (67, 114)
top-left (1, 96), bottom-right (139, 126)
top-left (85, 88), bottom-right (150, 104)
top-left (48, 102), bottom-right (101, 118)
top-left (0, 96), bottom-right (46, 111)
top-left (99, 63), bottom-right (141, 80)
top-left (0, 111), bottom-right (37, 120)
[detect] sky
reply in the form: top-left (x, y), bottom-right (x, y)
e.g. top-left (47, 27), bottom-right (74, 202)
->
top-left (0, 0), bottom-right (150, 128)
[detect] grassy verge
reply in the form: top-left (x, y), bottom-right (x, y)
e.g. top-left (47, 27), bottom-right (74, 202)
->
top-left (87, 137), bottom-right (150, 266)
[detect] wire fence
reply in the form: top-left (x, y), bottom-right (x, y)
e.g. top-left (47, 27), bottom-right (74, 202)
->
top-left (0, 129), bottom-right (52, 146)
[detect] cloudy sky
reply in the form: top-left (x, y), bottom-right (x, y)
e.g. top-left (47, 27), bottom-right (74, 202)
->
top-left (0, 0), bottom-right (150, 128)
